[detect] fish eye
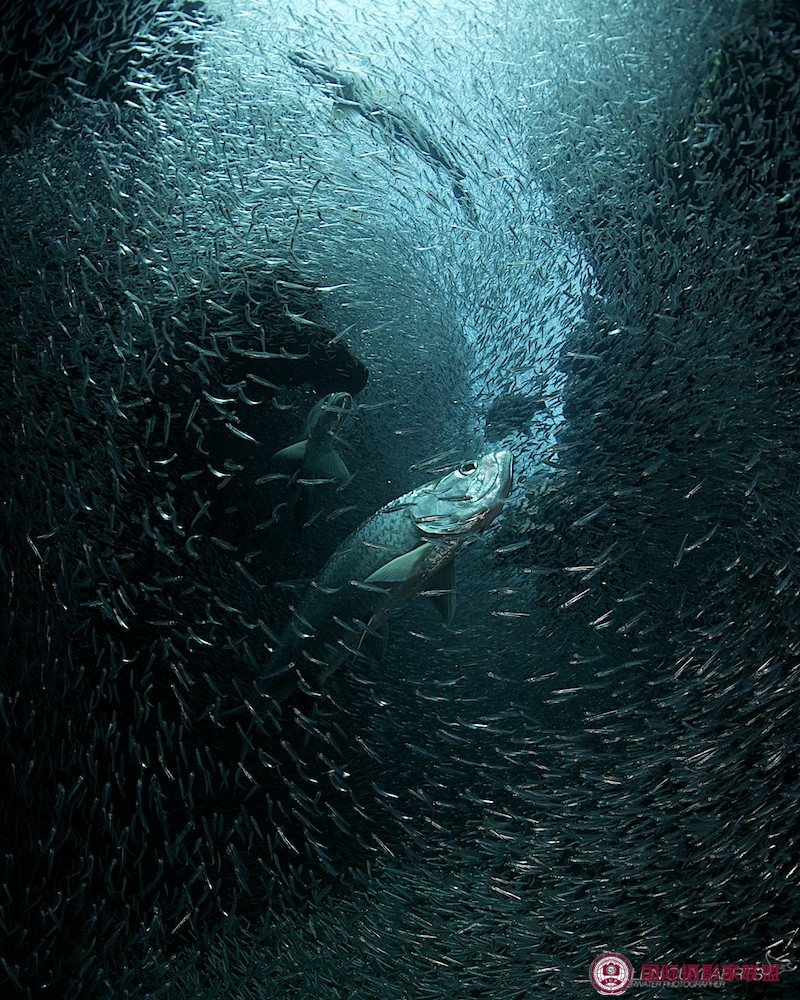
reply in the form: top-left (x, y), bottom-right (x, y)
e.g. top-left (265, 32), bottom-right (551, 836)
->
top-left (459, 460), bottom-right (477, 474)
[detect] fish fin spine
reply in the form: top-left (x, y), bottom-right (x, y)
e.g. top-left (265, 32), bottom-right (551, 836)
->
top-left (305, 448), bottom-right (350, 481)
top-left (424, 560), bottom-right (457, 625)
top-left (365, 542), bottom-right (435, 584)
top-left (274, 439), bottom-right (309, 461)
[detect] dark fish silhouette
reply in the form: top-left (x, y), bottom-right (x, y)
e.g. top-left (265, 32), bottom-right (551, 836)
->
top-left (288, 48), bottom-right (477, 224)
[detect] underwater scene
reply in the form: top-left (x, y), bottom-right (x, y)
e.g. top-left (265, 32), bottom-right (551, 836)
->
top-left (1, 0), bottom-right (798, 996)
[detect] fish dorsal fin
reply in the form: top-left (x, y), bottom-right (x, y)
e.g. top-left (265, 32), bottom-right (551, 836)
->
top-left (364, 542), bottom-right (434, 585)
top-left (274, 439), bottom-right (308, 461)
top-left (305, 448), bottom-right (350, 482)
top-left (424, 560), bottom-right (456, 625)
top-left (357, 618), bottom-right (390, 662)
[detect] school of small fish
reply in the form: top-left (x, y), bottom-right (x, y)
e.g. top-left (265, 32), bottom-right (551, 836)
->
top-left (1, 0), bottom-right (798, 996)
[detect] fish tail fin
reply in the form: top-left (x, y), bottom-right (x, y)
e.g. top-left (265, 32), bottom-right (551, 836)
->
top-left (274, 439), bottom-right (308, 461)
top-left (305, 447), bottom-right (350, 482)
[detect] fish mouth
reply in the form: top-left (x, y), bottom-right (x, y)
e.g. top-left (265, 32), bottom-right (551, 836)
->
top-left (493, 449), bottom-right (514, 500)
top-left (413, 449), bottom-right (514, 538)
top-left (452, 450), bottom-right (514, 535)
top-left (480, 449), bottom-right (514, 527)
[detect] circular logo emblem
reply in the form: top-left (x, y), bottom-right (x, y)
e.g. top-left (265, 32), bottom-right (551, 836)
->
top-left (590, 953), bottom-right (634, 995)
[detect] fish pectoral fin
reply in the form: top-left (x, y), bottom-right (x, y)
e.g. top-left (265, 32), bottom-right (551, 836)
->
top-left (357, 618), bottom-right (390, 662)
top-left (423, 560), bottom-right (456, 625)
top-left (274, 439), bottom-right (308, 461)
top-left (305, 448), bottom-right (350, 481)
top-left (364, 542), bottom-right (435, 585)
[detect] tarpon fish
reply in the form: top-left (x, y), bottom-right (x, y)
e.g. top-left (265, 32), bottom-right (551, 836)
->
top-left (273, 391), bottom-right (354, 483)
top-left (264, 449), bottom-right (513, 702)
top-left (288, 48), bottom-right (477, 224)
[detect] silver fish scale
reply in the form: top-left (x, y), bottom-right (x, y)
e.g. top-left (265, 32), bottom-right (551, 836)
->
top-left (266, 498), bottom-right (456, 697)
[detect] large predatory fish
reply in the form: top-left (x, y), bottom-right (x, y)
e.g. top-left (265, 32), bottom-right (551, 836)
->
top-left (273, 391), bottom-right (354, 483)
top-left (288, 48), bottom-right (477, 224)
top-left (264, 449), bottom-right (513, 702)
